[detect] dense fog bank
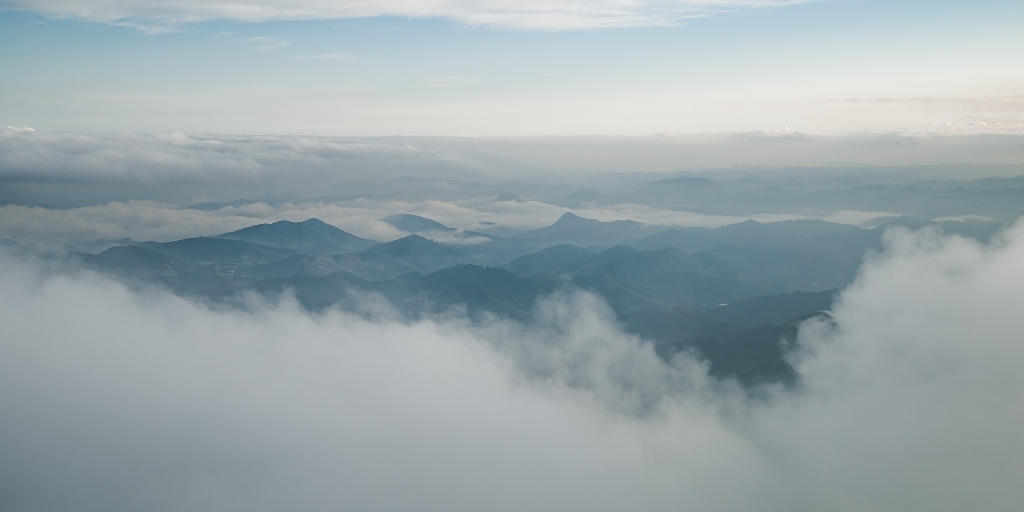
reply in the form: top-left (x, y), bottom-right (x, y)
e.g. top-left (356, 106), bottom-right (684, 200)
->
top-left (1, 223), bottom-right (1023, 511)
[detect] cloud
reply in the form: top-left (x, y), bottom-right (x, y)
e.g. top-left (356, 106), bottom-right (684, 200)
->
top-left (0, 195), bottom-right (899, 251)
top-left (1, 221), bottom-right (1024, 511)
top-left (0, 130), bottom-right (492, 205)
top-left (5, 130), bottom-right (1024, 209)
top-left (6, 0), bottom-right (812, 31)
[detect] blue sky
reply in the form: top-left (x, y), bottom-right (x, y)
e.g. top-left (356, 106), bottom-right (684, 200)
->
top-left (1, 0), bottom-right (1022, 135)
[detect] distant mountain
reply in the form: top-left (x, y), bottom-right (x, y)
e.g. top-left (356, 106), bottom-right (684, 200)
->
top-left (254, 263), bottom-right (553, 320)
top-left (382, 214), bottom-right (456, 233)
top-left (704, 289), bottom-right (835, 328)
top-left (90, 245), bottom-right (172, 272)
top-left (363, 234), bottom-right (472, 274)
top-left (709, 220), bottom-right (790, 242)
top-left (248, 254), bottom-right (338, 278)
top-left (694, 241), bottom-right (860, 294)
top-left (627, 177), bottom-right (723, 209)
top-left (556, 189), bottom-right (609, 208)
top-left (419, 265), bottom-right (555, 319)
top-left (0, 237), bottom-right (27, 254)
top-left (516, 212), bottom-right (665, 248)
top-left (626, 228), bottom-right (723, 252)
top-left (217, 218), bottom-right (377, 254)
top-left (769, 219), bottom-right (862, 237)
top-left (502, 244), bottom-right (596, 278)
top-left (137, 237), bottom-right (293, 265)
top-left (657, 312), bottom-right (834, 385)
top-left (326, 252), bottom-right (416, 281)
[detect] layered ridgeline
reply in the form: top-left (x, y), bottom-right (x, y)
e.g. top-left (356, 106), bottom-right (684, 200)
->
top-left (61, 210), bottom-right (993, 386)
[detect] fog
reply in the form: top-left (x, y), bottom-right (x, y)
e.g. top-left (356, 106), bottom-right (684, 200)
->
top-left (4, 129), bottom-right (1024, 207)
top-left (2, 222), bottom-right (1023, 511)
top-left (0, 198), bottom-right (883, 250)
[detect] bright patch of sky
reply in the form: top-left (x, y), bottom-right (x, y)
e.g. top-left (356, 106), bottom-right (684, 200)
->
top-left (0, 0), bottom-right (1022, 135)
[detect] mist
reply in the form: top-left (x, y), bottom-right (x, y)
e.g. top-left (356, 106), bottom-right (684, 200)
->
top-left (2, 222), bottom-right (1023, 512)
top-left (4, 129), bottom-right (1024, 207)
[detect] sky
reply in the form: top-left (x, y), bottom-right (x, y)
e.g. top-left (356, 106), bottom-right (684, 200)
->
top-left (1, 0), bottom-right (1023, 135)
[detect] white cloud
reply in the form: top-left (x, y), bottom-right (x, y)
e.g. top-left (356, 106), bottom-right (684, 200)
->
top-left (1, 221), bottom-right (1024, 510)
top-left (8, 0), bottom-right (812, 31)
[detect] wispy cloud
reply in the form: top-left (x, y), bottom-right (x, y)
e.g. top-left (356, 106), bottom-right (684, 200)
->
top-left (5, 0), bottom-right (816, 31)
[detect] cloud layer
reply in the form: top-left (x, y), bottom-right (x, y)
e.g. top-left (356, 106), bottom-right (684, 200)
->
top-left (6, 0), bottom-right (810, 30)
top-left (1, 222), bottom-right (1023, 511)
top-left (4, 129), bottom-right (1024, 208)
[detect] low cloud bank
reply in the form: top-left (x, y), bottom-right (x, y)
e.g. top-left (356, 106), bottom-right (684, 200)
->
top-left (4, 129), bottom-right (1024, 207)
top-left (0, 198), bottom-right (864, 250)
top-left (1, 223), bottom-right (1023, 511)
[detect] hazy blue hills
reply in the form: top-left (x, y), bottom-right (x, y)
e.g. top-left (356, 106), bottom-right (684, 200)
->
top-left (90, 245), bottom-right (173, 271)
top-left (383, 214), bottom-right (456, 233)
top-left (330, 252), bottom-right (419, 281)
top-left (546, 174), bottom-right (1024, 221)
top-left (625, 229), bottom-right (723, 252)
top-left (137, 237), bottom-right (294, 265)
top-left (571, 248), bottom-right (762, 312)
top-left (255, 264), bottom-right (554, 320)
top-left (217, 218), bottom-right (377, 254)
top-left (656, 312), bottom-right (833, 386)
top-left (704, 290), bottom-right (835, 328)
top-left (64, 211), bottom-right (945, 387)
top-left (249, 253), bottom-right (338, 278)
top-left (515, 212), bottom-right (666, 248)
top-left (502, 244), bottom-right (597, 278)
top-left (419, 265), bottom-right (556, 319)
top-left (364, 234), bottom-right (473, 274)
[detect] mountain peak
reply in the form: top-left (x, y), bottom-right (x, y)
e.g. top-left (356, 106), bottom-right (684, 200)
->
top-left (554, 212), bottom-right (590, 224)
top-left (383, 214), bottom-right (455, 233)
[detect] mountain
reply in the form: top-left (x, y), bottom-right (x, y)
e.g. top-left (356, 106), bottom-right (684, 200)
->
top-left (571, 247), bottom-right (761, 312)
top-left (709, 220), bottom-right (791, 242)
top-left (556, 189), bottom-right (610, 208)
top-left (137, 237), bottom-right (293, 265)
top-left (253, 263), bottom-right (553, 320)
top-left (329, 252), bottom-right (419, 281)
top-left (0, 237), bottom-right (28, 255)
top-left (769, 219), bottom-right (863, 237)
top-left (363, 234), bottom-right (472, 274)
top-left (516, 212), bottom-right (665, 248)
top-left (248, 254), bottom-right (339, 278)
top-left (502, 244), bottom-right (596, 278)
top-left (382, 214), bottom-right (456, 233)
top-left (626, 228), bottom-right (723, 252)
top-left (704, 289), bottom-right (836, 328)
top-left (627, 177), bottom-right (723, 209)
top-left (87, 245), bottom-right (173, 274)
top-left (217, 218), bottom-right (377, 254)
top-left (419, 265), bottom-right (555, 319)
top-left (694, 242), bottom-right (861, 293)
top-left (656, 312), bottom-right (834, 385)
